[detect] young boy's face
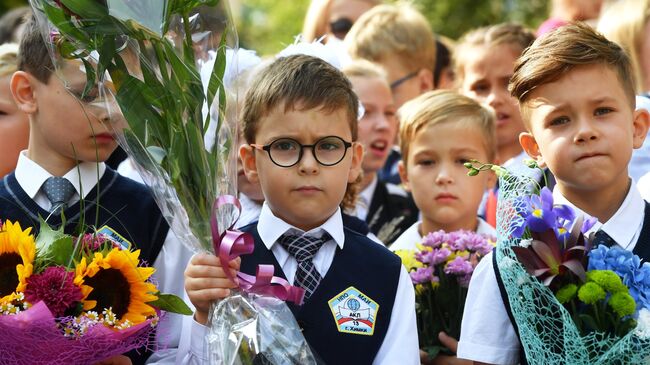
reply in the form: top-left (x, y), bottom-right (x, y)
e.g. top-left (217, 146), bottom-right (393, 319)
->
top-left (14, 61), bottom-right (123, 173)
top-left (0, 74), bottom-right (29, 176)
top-left (460, 44), bottom-right (525, 160)
top-left (399, 122), bottom-right (494, 233)
top-left (520, 64), bottom-right (649, 197)
top-left (377, 54), bottom-right (433, 109)
top-left (240, 105), bottom-right (363, 231)
top-left (349, 75), bottom-right (397, 176)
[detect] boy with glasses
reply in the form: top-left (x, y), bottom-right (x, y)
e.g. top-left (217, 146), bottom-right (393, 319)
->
top-left (181, 55), bottom-right (418, 364)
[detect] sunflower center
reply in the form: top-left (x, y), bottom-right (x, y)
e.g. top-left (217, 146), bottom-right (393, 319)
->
top-left (84, 268), bottom-right (131, 318)
top-left (0, 253), bottom-right (22, 296)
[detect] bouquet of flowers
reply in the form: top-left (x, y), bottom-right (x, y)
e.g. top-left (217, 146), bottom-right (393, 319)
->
top-left (395, 229), bottom-right (494, 359)
top-left (0, 218), bottom-right (190, 364)
top-left (465, 159), bottom-right (650, 364)
top-left (29, 0), bottom-right (315, 363)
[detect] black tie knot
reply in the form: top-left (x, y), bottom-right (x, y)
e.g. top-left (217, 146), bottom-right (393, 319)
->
top-left (42, 177), bottom-right (76, 213)
top-left (278, 232), bottom-right (331, 262)
top-left (593, 229), bottom-right (617, 248)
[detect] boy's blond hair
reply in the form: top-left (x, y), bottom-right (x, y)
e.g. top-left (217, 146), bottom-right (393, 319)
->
top-left (597, 0), bottom-right (650, 93)
top-left (510, 22), bottom-right (637, 120)
top-left (0, 43), bottom-right (19, 77)
top-left (398, 90), bottom-right (496, 167)
top-left (454, 23), bottom-right (535, 83)
top-left (345, 4), bottom-right (435, 73)
top-left (241, 54), bottom-right (358, 144)
top-left (342, 58), bottom-right (389, 85)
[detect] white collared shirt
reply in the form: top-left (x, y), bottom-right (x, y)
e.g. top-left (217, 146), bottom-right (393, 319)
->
top-left (457, 181), bottom-right (646, 364)
top-left (178, 203), bottom-right (419, 365)
top-left (354, 175), bottom-right (378, 221)
top-left (390, 218), bottom-right (496, 252)
top-left (11, 152), bottom-right (192, 365)
top-left (15, 151), bottom-right (107, 210)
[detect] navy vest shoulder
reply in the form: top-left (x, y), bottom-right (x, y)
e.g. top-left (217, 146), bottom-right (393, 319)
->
top-left (0, 168), bottom-right (169, 265)
top-left (239, 222), bottom-right (401, 364)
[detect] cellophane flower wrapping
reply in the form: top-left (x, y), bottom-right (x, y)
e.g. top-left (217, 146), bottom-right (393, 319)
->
top-left (495, 172), bottom-right (650, 364)
top-left (209, 294), bottom-right (316, 365)
top-left (29, 1), bottom-right (314, 363)
top-left (395, 230), bottom-right (494, 358)
top-left (0, 220), bottom-right (177, 364)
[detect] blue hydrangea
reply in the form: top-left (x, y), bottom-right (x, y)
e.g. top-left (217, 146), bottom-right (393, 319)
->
top-left (588, 245), bottom-right (650, 311)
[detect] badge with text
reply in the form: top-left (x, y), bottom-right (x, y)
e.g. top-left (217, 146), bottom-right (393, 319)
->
top-left (328, 286), bottom-right (379, 336)
top-left (97, 225), bottom-right (132, 250)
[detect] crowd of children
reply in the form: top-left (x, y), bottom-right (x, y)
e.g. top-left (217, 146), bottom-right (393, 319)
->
top-left (2, 0), bottom-right (650, 364)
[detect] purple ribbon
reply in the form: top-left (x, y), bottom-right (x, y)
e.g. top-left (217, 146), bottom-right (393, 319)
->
top-left (210, 195), bottom-right (305, 305)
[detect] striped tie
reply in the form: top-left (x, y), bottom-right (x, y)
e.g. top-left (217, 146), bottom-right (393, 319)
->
top-left (278, 232), bottom-right (332, 299)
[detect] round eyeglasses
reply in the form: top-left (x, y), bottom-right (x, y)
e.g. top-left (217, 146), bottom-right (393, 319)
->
top-left (251, 136), bottom-right (353, 168)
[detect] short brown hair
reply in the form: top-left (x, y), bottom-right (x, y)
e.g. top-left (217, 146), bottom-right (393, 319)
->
top-left (510, 22), bottom-right (637, 113)
top-left (454, 23), bottom-right (535, 83)
top-left (398, 90), bottom-right (496, 167)
top-left (18, 15), bottom-right (54, 83)
top-left (345, 4), bottom-right (435, 73)
top-left (241, 54), bottom-right (358, 143)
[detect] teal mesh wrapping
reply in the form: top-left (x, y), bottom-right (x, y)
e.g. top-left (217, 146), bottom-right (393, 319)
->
top-left (495, 173), bottom-right (650, 364)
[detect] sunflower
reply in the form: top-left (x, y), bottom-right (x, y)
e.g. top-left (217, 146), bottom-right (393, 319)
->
top-left (75, 248), bottom-right (158, 325)
top-left (0, 220), bottom-right (35, 302)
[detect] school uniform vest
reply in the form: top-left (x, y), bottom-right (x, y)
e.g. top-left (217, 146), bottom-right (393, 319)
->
top-left (366, 181), bottom-right (419, 245)
top-left (239, 223), bottom-right (401, 364)
top-left (0, 168), bottom-right (169, 265)
top-left (494, 202), bottom-right (650, 365)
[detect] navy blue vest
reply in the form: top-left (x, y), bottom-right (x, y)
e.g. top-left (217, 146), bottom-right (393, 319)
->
top-left (239, 223), bottom-right (401, 364)
top-left (0, 168), bottom-right (169, 266)
top-left (494, 202), bottom-right (650, 364)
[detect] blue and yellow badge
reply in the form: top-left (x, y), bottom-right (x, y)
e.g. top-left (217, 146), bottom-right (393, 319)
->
top-left (328, 286), bottom-right (378, 336)
top-left (97, 225), bottom-right (131, 250)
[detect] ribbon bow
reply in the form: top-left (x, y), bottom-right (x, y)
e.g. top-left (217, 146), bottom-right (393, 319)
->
top-left (210, 195), bottom-right (305, 305)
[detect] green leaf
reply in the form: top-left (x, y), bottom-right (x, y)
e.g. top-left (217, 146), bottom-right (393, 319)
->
top-left (35, 217), bottom-right (75, 268)
top-left (41, 1), bottom-right (90, 43)
top-left (59, 0), bottom-right (109, 20)
top-left (148, 293), bottom-right (193, 315)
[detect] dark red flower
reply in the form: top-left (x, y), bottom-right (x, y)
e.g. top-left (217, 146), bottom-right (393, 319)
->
top-left (24, 266), bottom-right (83, 317)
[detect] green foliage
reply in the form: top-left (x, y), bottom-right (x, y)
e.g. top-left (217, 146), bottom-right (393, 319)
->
top-left (235, 0), bottom-right (310, 56)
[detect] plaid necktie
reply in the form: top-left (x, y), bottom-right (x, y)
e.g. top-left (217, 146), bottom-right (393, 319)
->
top-left (278, 232), bottom-right (332, 299)
top-left (593, 229), bottom-right (617, 248)
top-left (42, 177), bottom-right (76, 213)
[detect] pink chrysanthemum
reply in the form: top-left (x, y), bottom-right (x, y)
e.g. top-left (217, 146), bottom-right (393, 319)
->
top-left (24, 266), bottom-right (83, 317)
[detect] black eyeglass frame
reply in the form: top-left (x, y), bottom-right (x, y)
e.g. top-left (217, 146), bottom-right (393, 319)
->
top-left (251, 136), bottom-right (353, 168)
top-left (390, 70), bottom-right (419, 90)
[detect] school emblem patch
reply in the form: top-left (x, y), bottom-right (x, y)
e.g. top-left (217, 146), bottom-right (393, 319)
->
top-left (328, 286), bottom-right (379, 336)
top-left (97, 225), bottom-right (132, 250)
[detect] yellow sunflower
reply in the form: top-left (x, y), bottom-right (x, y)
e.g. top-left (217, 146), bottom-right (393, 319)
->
top-left (0, 220), bottom-right (35, 302)
top-left (75, 248), bottom-right (158, 325)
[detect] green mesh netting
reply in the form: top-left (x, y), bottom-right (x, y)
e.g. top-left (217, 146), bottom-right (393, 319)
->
top-left (495, 173), bottom-right (650, 365)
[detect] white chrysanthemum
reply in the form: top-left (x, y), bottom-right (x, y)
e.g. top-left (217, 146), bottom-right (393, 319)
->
top-left (634, 308), bottom-right (650, 339)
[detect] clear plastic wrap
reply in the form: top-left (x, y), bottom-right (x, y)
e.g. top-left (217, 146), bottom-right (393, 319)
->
top-left (29, 1), bottom-right (315, 363)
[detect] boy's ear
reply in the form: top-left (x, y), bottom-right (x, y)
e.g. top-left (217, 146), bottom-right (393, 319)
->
top-left (519, 131), bottom-right (546, 168)
top-left (11, 71), bottom-right (38, 114)
top-left (239, 144), bottom-right (259, 184)
top-left (417, 68), bottom-right (434, 93)
top-left (347, 142), bottom-right (364, 183)
top-left (632, 108), bottom-right (650, 149)
top-left (397, 160), bottom-right (410, 192)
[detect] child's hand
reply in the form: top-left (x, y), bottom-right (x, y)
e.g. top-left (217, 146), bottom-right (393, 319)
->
top-left (420, 332), bottom-right (472, 365)
top-left (184, 253), bottom-right (240, 325)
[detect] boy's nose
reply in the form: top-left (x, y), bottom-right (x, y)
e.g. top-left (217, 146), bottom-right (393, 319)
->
top-left (573, 118), bottom-right (599, 143)
top-left (298, 148), bottom-right (320, 175)
top-left (435, 168), bottom-right (454, 185)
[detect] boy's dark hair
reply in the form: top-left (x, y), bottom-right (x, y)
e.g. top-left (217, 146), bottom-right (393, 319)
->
top-left (510, 22), bottom-right (636, 110)
top-left (242, 54), bottom-right (359, 143)
top-left (18, 14), bottom-right (54, 83)
top-left (0, 6), bottom-right (31, 44)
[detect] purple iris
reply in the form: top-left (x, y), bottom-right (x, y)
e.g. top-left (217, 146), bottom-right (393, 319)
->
top-left (525, 187), bottom-right (557, 233)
